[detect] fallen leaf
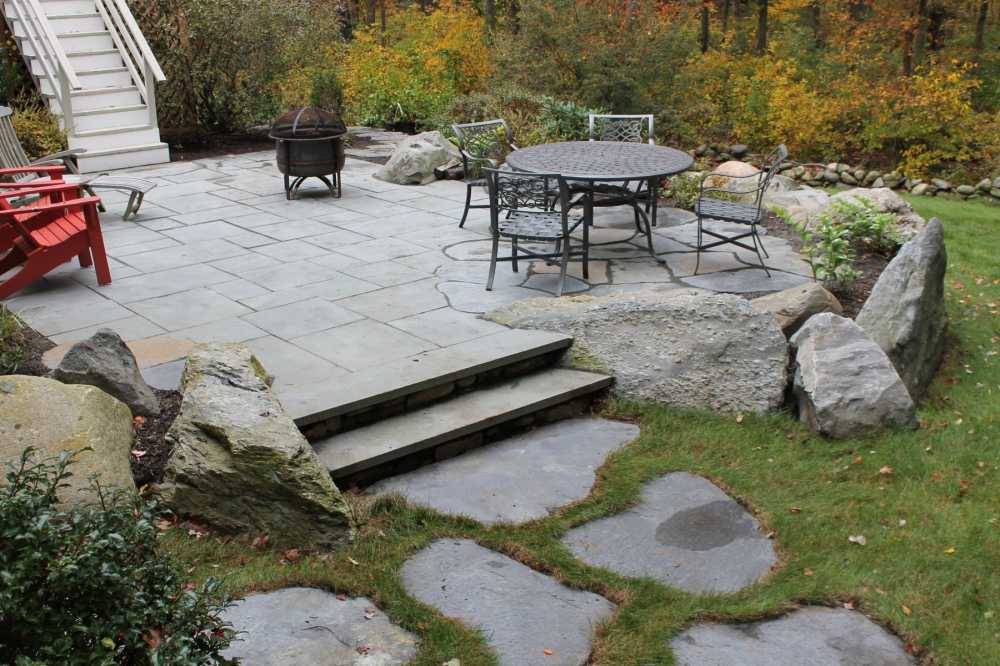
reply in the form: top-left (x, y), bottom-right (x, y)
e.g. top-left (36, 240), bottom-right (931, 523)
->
top-left (852, 455), bottom-right (863, 465)
top-left (898, 519), bottom-right (907, 527)
top-left (789, 506), bottom-right (802, 514)
top-left (187, 527), bottom-right (207, 539)
top-left (130, 449), bottom-right (146, 459)
top-left (336, 593), bottom-right (349, 601)
top-left (848, 534), bottom-right (867, 546)
top-left (348, 557), bottom-right (360, 566)
top-left (803, 568), bottom-right (814, 577)
top-left (735, 413), bottom-right (744, 423)
top-left (843, 600), bottom-right (857, 609)
top-left (364, 607), bottom-right (377, 620)
top-left (133, 416), bottom-right (146, 427)
top-left (878, 465), bottom-right (894, 475)
top-left (251, 534), bottom-right (270, 549)
top-left (902, 605), bottom-right (912, 616)
top-left (142, 628), bottom-right (163, 650)
top-left (357, 646), bottom-right (371, 655)
top-left (282, 548), bottom-right (301, 564)
top-left (155, 519), bottom-right (172, 531)
top-left (944, 547), bottom-right (956, 555)
top-left (543, 648), bottom-right (555, 656)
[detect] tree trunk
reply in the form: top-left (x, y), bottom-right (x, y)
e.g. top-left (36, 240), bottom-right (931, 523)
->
top-left (701, 1), bottom-right (711, 53)
top-left (902, 24), bottom-right (914, 75)
top-left (365, 0), bottom-right (375, 25)
top-left (485, 0), bottom-right (496, 37)
top-left (734, 0), bottom-right (747, 51)
top-left (721, 0), bottom-right (731, 33)
top-left (808, 1), bottom-right (822, 48)
top-left (379, 0), bottom-right (386, 45)
top-left (913, 0), bottom-right (929, 68)
top-left (975, 0), bottom-right (988, 53)
top-left (755, 0), bottom-right (768, 54)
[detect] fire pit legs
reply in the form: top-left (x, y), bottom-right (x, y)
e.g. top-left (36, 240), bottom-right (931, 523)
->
top-left (284, 173), bottom-right (341, 201)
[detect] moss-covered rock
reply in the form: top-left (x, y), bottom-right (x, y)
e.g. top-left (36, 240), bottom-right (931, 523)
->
top-left (0, 375), bottom-right (134, 505)
top-left (157, 344), bottom-right (352, 548)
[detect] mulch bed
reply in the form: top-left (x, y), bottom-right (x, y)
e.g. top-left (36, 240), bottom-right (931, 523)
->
top-left (131, 389), bottom-right (181, 487)
top-left (161, 129), bottom-right (390, 164)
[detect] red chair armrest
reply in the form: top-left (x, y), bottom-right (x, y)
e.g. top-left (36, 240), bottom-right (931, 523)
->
top-left (0, 165), bottom-right (66, 179)
top-left (0, 195), bottom-right (101, 218)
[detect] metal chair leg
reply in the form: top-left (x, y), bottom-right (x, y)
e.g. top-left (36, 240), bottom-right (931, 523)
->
top-left (486, 236), bottom-right (499, 291)
top-left (751, 227), bottom-right (771, 277)
top-left (459, 184), bottom-right (473, 228)
top-left (511, 237), bottom-right (519, 273)
top-left (122, 191), bottom-right (140, 221)
top-left (556, 236), bottom-right (571, 297)
top-left (694, 216), bottom-right (703, 275)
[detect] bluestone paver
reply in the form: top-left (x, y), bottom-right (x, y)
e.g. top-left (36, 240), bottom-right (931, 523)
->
top-left (294, 319), bottom-right (437, 371)
top-left (243, 298), bottom-right (363, 339)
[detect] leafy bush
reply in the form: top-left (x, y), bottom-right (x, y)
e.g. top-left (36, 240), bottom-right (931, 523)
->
top-left (0, 448), bottom-right (235, 665)
top-left (8, 103), bottom-right (66, 160)
top-left (0, 305), bottom-right (26, 374)
top-left (666, 173), bottom-right (702, 210)
top-left (826, 198), bottom-right (900, 255)
top-left (309, 69), bottom-right (345, 113)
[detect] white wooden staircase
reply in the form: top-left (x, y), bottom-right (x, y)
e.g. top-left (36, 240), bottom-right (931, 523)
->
top-left (2, 0), bottom-right (170, 172)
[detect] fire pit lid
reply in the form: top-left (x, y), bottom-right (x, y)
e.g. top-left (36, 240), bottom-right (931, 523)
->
top-left (269, 107), bottom-right (346, 140)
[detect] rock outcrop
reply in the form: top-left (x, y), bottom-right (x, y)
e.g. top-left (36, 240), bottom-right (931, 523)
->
top-left (856, 218), bottom-right (947, 401)
top-left (157, 344), bottom-right (352, 548)
top-left (49, 328), bottom-right (159, 416)
top-left (0, 375), bottom-right (134, 505)
top-left (790, 313), bottom-right (917, 438)
top-left (374, 130), bottom-right (461, 185)
top-left (488, 290), bottom-right (788, 413)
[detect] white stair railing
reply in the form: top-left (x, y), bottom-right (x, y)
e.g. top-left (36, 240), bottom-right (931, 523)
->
top-left (95, 0), bottom-right (166, 129)
top-left (4, 0), bottom-right (81, 134)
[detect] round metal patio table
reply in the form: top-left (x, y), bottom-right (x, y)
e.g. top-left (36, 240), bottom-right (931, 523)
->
top-left (505, 141), bottom-right (694, 263)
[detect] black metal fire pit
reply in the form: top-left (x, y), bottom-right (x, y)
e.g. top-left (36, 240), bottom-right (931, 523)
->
top-left (270, 107), bottom-right (347, 200)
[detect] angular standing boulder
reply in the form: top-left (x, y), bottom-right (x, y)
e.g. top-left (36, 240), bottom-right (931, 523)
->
top-left (0, 375), bottom-right (134, 505)
top-left (487, 290), bottom-right (788, 413)
top-left (374, 130), bottom-right (461, 185)
top-left (856, 218), bottom-right (947, 401)
top-left (790, 313), bottom-right (916, 438)
top-left (751, 282), bottom-right (843, 337)
top-left (157, 344), bottom-right (352, 548)
top-left (49, 328), bottom-right (159, 416)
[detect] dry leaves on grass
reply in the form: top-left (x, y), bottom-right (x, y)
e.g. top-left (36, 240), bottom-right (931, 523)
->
top-left (848, 534), bottom-right (867, 546)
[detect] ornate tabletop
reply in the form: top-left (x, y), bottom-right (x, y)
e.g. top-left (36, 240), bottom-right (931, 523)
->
top-left (505, 141), bottom-right (693, 181)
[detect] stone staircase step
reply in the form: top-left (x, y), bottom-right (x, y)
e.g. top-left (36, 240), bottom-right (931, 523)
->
top-left (286, 329), bottom-right (573, 433)
top-left (314, 368), bottom-right (612, 482)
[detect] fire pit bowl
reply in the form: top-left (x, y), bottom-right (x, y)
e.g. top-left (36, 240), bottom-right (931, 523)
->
top-left (270, 107), bottom-right (347, 200)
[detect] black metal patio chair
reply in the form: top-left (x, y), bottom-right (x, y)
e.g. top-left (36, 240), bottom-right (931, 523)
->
top-left (582, 114), bottom-right (658, 226)
top-left (452, 119), bottom-right (518, 228)
top-left (694, 144), bottom-right (789, 276)
top-left (483, 167), bottom-right (587, 298)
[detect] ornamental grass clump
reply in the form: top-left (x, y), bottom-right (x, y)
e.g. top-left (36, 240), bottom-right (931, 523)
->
top-left (0, 448), bottom-right (235, 665)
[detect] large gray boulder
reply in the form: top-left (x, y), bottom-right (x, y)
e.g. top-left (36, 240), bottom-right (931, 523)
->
top-left (751, 282), bottom-right (843, 336)
top-left (374, 130), bottom-right (461, 185)
top-left (49, 328), bottom-right (159, 416)
top-left (157, 344), bottom-right (352, 548)
top-left (856, 218), bottom-right (947, 401)
top-left (488, 290), bottom-right (788, 413)
top-left (0, 375), bottom-right (134, 506)
top-left (790, 313), bottom-right (916, 438)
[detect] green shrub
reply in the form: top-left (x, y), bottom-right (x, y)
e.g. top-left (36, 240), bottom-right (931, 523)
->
top-left (667, 173), bottom-right (702, 210)
top-left (0, 305), bottom-right (26, 374)
top-left (0, 448), bottom-right (235, 665)
top-left (8, 103), bottom-right (66, 160)
top-left (309, 69), bottom-right (345, 114)
top-left (826, 197), bottom-right (900, 255)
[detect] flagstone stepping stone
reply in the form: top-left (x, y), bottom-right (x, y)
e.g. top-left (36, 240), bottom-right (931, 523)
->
top-left (220, 587), bottom-right (418, 665)
top-left (370, 418), bottom-right (639, 525)
top-left (402, 539), bottom-right (614, 666)
top-left (679, 267), bottom-right (810, 293)
top-left (670, 607), bottom-right (915, 665)
top-left (562, 472), bottom-right (776, 593)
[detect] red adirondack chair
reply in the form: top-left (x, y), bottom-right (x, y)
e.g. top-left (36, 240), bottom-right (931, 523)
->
top-left (0, 165), bottom-right (74, 249)
top-left (0, 179), bottom-right (110, 300)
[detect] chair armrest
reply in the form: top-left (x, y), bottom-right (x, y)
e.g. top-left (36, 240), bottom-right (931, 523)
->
top-left (0, 182), bottom-right (86, 202)
top-left (509, 142), bottom-right (521, 152)
top-left (30, 148), bottom-right (87, 167)
top-left (0, 195), bottom-right (101, 218)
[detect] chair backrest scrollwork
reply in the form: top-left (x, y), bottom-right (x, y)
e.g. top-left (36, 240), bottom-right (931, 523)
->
top-left (588, 114), bottom-right (655, 145)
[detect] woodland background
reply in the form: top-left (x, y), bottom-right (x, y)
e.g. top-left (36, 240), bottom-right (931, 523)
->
top-left (2, 0), bottom-right (998, 180)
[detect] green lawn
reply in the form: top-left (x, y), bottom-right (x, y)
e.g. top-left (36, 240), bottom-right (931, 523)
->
top-left (163, 195), bottom-right (998, 665)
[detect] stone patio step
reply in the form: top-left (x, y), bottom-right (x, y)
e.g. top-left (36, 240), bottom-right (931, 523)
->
top-left (285, 329), bottom-right (573, 438)
top-left (314, 368), bottom-right (612, 484)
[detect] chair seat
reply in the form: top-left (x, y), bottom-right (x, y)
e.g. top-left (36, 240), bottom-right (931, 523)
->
top-left (30, 210), bottom-right (86, 247)
top-left (498, 210), bottom-right (583, 241)
top-left (696, 197), bottom-right (763, 224)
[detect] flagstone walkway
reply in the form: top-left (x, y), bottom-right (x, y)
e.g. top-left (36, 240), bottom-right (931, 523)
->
top-left (3, 143), bottom-right (810, 398)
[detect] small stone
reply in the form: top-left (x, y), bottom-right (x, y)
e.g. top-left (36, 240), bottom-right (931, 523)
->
top-left (836, 163), bottom-right (851, 173)
top-left (993, 176), bottom-right (1000, 189)
top-left (790, 313), bottom-right (917, 438)
top-left (911, 183), bottom-right (930, 196)
top-left (872, 177), bottom-right (885, 188)
top-left (976, 178), bottom-right (992, 192)
top-left (956, 184), bottom-right (975, 195)
top-left (563, 472), bottom-right (777, 593)
top-left (403, 539), bottom-right (614, 666)
top-left (931, 178), bottom-right (951, 191)
top-left (852, 168), bottom-right (866, 182)
top-left (729, 144), bottom-right (748, 157)
top-left (840, 172), bottom-right (858, 185)
top-left (822, 169), bottom-right (840, 183)
top-left (751, 283), bottom-right (843, 336)
top-left (220, 588), bottom-right (418, 665)
top-left (991, 188), bottom-right (1000, 199)
top-left (863, 170), bottom-right (881, 186)
top-left (670, 607), bottom-right (915, 665)
top-left (49, 329), bottom-right (159, 416)
top-left (694, 144), bottom-right (708, 156)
